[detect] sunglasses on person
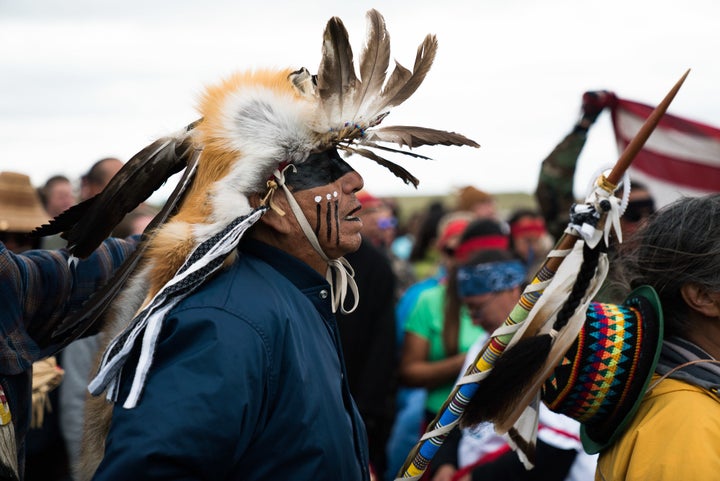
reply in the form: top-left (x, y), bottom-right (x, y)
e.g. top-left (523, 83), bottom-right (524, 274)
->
top-left (377, 217), bottom-right (398, 230)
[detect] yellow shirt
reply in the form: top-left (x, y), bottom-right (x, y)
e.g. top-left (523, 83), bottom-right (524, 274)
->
top-left (596, 376), bottom-right (720, 480)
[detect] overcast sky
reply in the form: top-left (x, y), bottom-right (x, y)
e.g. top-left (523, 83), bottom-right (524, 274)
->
top-left (1, 0), bottom-right (717, 203)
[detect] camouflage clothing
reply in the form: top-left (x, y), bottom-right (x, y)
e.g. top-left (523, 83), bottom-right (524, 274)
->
top-left (535, 126), bottom-right (588, 242)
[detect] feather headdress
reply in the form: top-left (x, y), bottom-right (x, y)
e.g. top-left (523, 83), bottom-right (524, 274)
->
top-left (33, 12), bottom-right (479, 479)
top-left (34, 9), bottom-right (477, 343)
top-left (31, 6), bottom-right (478, 423)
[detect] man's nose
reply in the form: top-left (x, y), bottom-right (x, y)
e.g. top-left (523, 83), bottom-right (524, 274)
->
top-left (342, 170), bottom-right (364, 193)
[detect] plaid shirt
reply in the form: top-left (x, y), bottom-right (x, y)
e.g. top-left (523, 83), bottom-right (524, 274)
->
top-left (0, 237), bottom-right (136, 476)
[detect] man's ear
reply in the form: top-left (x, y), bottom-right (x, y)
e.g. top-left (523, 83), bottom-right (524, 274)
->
top-left (681, 283), bottom-right (720, 319)
top-left (248, 192), bottom-right (293, 235)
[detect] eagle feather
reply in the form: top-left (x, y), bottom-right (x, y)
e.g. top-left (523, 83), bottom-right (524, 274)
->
top-left (367, 126), bottom-right (480, 149)
top-left (352, 10), bottom-right (390, 120)
top-left (317, 15), bottom-right (357, 124)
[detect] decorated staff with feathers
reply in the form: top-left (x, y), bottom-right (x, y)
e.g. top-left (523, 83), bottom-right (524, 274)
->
top-left (393, 70), bottom-right (690, 480)
top-left (32, 10), bottom-right (478, 481)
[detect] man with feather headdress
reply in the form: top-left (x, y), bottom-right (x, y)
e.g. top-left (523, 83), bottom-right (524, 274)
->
top-left (87, 148), bottom-right (374, 480)
top-left (28, 10), bottom-right (481, 481)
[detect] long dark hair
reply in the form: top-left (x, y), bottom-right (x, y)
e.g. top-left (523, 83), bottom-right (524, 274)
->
top-left (618, 194), bottom-right (720, 337)
top-left (409, 202), bottom-right (446, 262)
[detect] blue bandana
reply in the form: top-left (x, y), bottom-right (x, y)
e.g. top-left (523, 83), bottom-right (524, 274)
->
top-left (457, 260), bottom-right (526, 297)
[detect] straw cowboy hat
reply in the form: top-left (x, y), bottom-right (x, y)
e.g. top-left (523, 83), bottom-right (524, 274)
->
top-left (0, 172), bottom-right (49, 233)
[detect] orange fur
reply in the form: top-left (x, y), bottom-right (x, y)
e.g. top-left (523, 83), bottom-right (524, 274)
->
top-left (143, 221), bottom-right (196, 299)
top-left (197, 69), bottom-right (298, 149)
top-left (165, 69), bottom-right (300, 226)
top-left (140, 69), bottom-right (303, 295)
top-left (196, 68), bottom-right (300, 165)
top-left (171, 149), bottom-right (238, 224)
top-left (77, 362), bottom-right (114, 481)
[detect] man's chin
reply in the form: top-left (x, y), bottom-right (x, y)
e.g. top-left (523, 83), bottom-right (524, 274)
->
top-left (347, 234), bottom-right (363, 254)
top-left (344, 233), bottom-right (363, 255)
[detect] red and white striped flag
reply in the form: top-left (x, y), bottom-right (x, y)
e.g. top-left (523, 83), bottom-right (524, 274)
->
top-left (610, 98), bottom-right (720, 207)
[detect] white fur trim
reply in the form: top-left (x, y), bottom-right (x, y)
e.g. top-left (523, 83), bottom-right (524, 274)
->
top-left (206, 85), bottom-right (317, 228)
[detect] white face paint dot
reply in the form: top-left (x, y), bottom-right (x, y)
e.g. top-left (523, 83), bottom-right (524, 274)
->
top-left (326, 193), bottom-right (332, 200)
top-left (314, 196), bottom-right (322, 203)
top-left (333, 191), bottom-right (338, 198)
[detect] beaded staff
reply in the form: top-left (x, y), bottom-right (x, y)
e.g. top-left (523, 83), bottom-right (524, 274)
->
top-left (395, 69), bottom-right (690, 480)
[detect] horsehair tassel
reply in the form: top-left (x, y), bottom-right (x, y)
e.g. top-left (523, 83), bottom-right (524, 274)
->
top-left (462, 241), bottom-right (602, 426)
top-left (394, 69), bottom-right (690, 480)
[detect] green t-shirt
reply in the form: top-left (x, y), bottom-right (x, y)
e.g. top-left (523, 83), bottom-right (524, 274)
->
top-left (404, 283), bottom-right (485, 414)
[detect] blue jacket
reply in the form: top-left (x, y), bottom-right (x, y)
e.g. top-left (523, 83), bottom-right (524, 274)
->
top-left (94, 239), bottom-right (370, 481)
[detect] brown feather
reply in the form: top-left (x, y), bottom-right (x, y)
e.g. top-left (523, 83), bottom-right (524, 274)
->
top-left (376, 34), bottom-right (437, 112)
top-left (32, 197), bottom-right (94, 238)
top-left (50, 151), bottom-right (200, 341)
top-left (38, 120), bottom-right (200, 258)
top-left (368, 125), bottom-right (480, 148)
top-left (358, 141), bottom-right (434, 160)
top-left (371, 60), bottom-right (411, 115)
top-left (508, 427), bottom-right (536, 466)
top-left (352, 9), bottom-right (390, 119)
top-left (341, 145), bottom-right (419, 187)
top-left (317, 16), bottom-right (358, 122)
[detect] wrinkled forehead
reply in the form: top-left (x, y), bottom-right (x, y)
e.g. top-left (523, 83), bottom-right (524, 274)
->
top-left (285, 149), bottom-right (357, 191)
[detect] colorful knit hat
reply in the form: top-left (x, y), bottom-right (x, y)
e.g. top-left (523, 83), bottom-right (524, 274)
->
top-left (541, 285), bottom-right (664, 454)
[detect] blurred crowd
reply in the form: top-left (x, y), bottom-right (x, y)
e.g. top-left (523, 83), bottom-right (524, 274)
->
top-left (0, 157), bottom-right (158, 481)
top-left (1, 91), bottom-right (663, 481)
